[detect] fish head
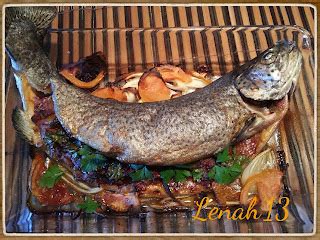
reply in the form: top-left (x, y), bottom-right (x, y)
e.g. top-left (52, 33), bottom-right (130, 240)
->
top-left (235, 40), bottom-right (302, 101)
top-left (234, 41), bottom-right (302, 143)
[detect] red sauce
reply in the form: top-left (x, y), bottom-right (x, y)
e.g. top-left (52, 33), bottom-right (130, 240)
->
top-left (31, 153), bottom-right (74, 206)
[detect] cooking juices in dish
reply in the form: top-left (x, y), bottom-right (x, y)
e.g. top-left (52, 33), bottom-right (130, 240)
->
top-left (6, 7), bottom-right (302, 214)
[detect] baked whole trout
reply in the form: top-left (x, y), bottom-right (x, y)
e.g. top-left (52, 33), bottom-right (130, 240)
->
top-left (6, 7), bottom-right (302, 166)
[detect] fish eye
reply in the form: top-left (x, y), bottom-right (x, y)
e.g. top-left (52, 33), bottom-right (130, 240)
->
top-left (262, 51), bottom-right (276, 64)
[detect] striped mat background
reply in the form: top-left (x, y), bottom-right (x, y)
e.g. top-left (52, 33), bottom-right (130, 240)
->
top-left (5, 5), bottom-right (315, 234)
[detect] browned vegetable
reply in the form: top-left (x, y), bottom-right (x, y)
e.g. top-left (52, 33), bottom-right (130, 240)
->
top-left (59, 69), bottom-right (105, 89)
top-left (240, 169), bottom-right (283, 211)
top-left (91, 87), bottom-right (127, 102)
top-left (138, 70), bottom-right (172, 102)
top-left (212, 180), bottom-right (241, 205)
top-left (157, 65), bottom-right (192, 83)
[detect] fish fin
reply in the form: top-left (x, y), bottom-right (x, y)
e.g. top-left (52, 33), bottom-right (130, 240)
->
top-left (5, 6), bottom-right (57, 39)
top-left (12, 107), bottom-right (42, 146)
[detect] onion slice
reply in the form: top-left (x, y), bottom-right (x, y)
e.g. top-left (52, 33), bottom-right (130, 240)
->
top-left (50, 161), bottom-right (103, 194)
top-left (241, 148), bottom-right (278, 185)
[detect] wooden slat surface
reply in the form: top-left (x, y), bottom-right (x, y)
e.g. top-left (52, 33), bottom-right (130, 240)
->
top-left (4, 5), bottom-right (316, 235)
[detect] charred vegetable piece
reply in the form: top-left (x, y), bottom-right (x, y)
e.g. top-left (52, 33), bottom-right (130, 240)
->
top-left (73, 52), bottom-right (107, 82)
top-left (60, 69), bottom-right (105, 89)
top-left (97, 191), bottom-right (140, 212)
top-left (211, 180), bottom-right (241, 205)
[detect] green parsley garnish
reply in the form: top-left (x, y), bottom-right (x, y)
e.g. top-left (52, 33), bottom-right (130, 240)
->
top-left (39, 164), bottom-right (64, 188)
top-left (78, 198), bottom-right (100, 213)
top-left (207, 146), bottom-right (248, 184)
top-left (129, 166), bottom-right (153, 181)
top-left (207, 164), bottom-right (242, 184)
top-left (160, 169), bottom-right (192, 183)
top-left (77, 145), bottom-right (107, 172)
top-left (207, 167), bottom-right (216, 180)
top-left (174, 169), bottom-right (191, 182)
top-left (216, 147), bottom-right (230, 163)
top-left (159, 169), bottom-right (174, 183)
top-left (191, 169), bottom-right (204, 182)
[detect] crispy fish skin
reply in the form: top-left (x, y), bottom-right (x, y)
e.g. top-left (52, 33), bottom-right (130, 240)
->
top-left (51, 74), bottom-right (252, 165)
top-left (6, 7), bottom-right (302, 166)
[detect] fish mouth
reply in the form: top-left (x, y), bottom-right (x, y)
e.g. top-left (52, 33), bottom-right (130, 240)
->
top-left (235, 94), bottom-right (289, 142)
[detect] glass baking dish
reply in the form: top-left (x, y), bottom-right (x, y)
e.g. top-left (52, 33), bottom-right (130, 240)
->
top-left (4, 6), bottom-right (315, 235)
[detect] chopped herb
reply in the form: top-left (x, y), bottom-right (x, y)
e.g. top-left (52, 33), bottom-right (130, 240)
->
top-left (233, 154), bottom-right (250, 166)
top-left (174, 169), bottom-right (191, 182)
top-left (191, 169), bottom-right (204, 182)
top-left (130, 164), bottom-right (145, 170)
top-left (78, 145), bottom-right (92, 156)
top-left (78, 197), bottom-right (100, 213)
top-left (39, 164), bottom-right (64, 188)
top-left (207, 167), bottom-right (216, 180)
top-left (207, 164), bottom-right (242, 184)
top-left (129, 166), bottom-right (153, 181)
top-left (206, 146), bottom-right (249, 184)
top-left (215, 164), bottom-right (242, 184)
top-left (216, 147), bottom-right (230, 163)
top-left (207, 146), bottom-right (247, 184)
top-left (160, 169), bottom-right (192, 183)
top-left (77, 145), bottom-right (107, 172)
top-left (80, 153), bottom-right (106, 172)
top-left (160, 169), bottom-right (175, 184)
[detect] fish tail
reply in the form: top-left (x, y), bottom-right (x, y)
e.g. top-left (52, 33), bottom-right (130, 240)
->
top-left (6, 6), bottom-right (57, 40)
top-left (6, 6), bottom-right (59, 93)
top-left (12, 108), bottom-right (42, 146)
